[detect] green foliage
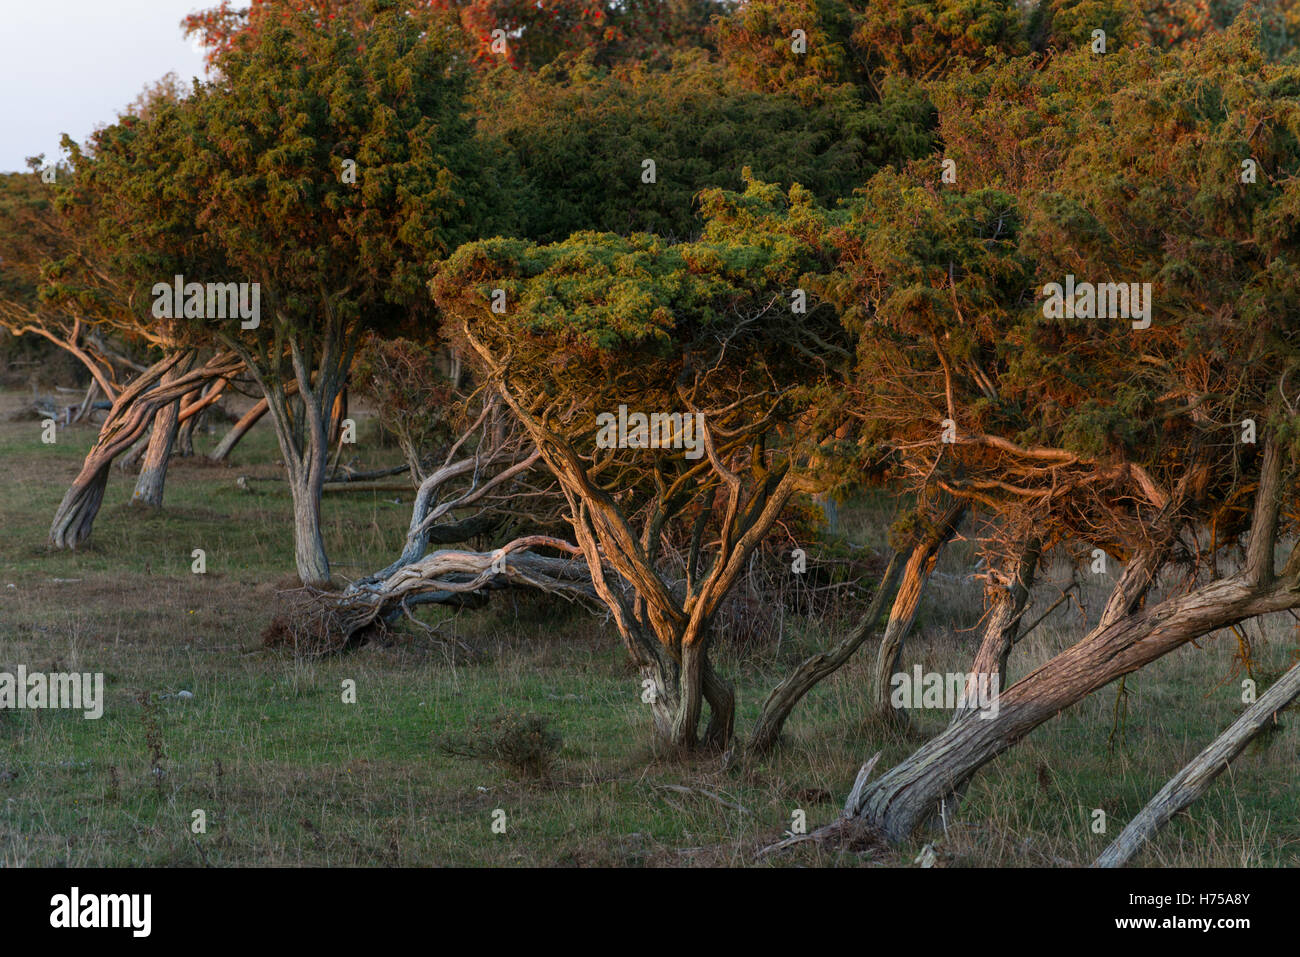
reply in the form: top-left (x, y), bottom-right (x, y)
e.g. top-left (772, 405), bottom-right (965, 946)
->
top-left (474, 50), bottom-right (933, 243)
top-left (716, 0), bottom-right (859, 99)
top-left (0, 165), bottom-right (157, 381)
top-left (434, 171), bottom-right (843, 380)
top-left (191, 9), bottom-right (508, 337)
top-left (850, 0), bottom-right (1027, 80)
top-left (186, 0), bottom-right (730, 74)
top-left (1032, 0), bottom-right (1148, 50)
top-left (827, 23), bottom-right (1300, 554)
top-left (717, 0), bottom-right (1026, 97)
top-left (0, 170), bottom-right (56, 314)
top-left (72, 4), bottom-right (510, 352)
top-left (1027, 0), bottom-right (1296, 55)
top-left (431, 174), bottom-right (852, 565)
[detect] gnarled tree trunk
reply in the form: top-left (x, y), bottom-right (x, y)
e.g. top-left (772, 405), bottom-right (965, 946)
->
top-left (208, 397), bottom-right (269, 463)
top-left (746, 551), bottom-right (903, 757)
top-left (50, 351), bottom-right (240, 548)
top-left (950, 538), bottom-right (1040, 723)
top-left (846, 441), bottom-right (1295, 843)
top-left (357, 422), bottom-right (539, 585)
top-left (850, 546), bottom-right (1300, 843)
top-left (296, 535), bottom-right (597, 653)
top-left (871, 501), bottom-right (967, 724)
top-left (129, 359), bottom-right (194, 508)
top-left (49, 461), bottom-right (112, 551)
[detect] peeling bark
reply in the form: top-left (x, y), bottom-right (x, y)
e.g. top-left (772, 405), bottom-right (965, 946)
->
top-left (306, 535), bottom-right (596, 651)
top-left (950, 538), bottom-right (1040, 724)
top-left (872, 501), bottom-right (967, 724)
top-left (850, 552), bottom-right (1300, 843)
top-left (49, 351), bottom-right (241, 548)
top-left (129, 404), bottom-right (181, 507)
top-left (129, 360), bottom-right (194, 508)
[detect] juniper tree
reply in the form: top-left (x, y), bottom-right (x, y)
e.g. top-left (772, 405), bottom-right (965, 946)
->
top-left (0, 152), bottom-right (243, 542)
top-left (54, 75), bottom-right (235, 513)
top-left (34, 79), bottom-right (253, 541)
top-left (822, 25), bottom-right (1300, 842)
top-left (432, 175), bottom-right (852, 750)
top-left (473, 49), bottom-right (934, 242)
top-left (81, 2), bottom-right (509, 584)
top-left (185, 0), bottom-right (726, 72)
top-left (0, 165), bottom-right (130, 405)
top-left (716, 0), bottom-right (1025, 100)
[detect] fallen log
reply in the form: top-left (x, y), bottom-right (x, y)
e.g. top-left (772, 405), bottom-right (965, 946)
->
top-left (268, 535), bottom-right (599, 654)
top-left (325, 464), bottom-right (410, 483)
top-left (1093, 657), bottom-right (1300, 868)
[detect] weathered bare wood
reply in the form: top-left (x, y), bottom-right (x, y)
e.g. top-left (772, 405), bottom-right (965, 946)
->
top-left (179, 378), bottom-right (229, 423)
top-left (304, 535), bottom-right (597, 652)
top-left (950, 538), bottom-right (1040, 723)
top-left (130, 357), bottom-right (195, 507)
top-left (844, 752), bottom-right (884, 816)
top-left (358, 445), bottom-right (540, 584)
top-left (129, 400), bottom-right (182, 506)
top-left (872, 501), bottom-right (967, 724)
top-left (71, 380), bottom-right (101, 424)
top-left (487, 351), bottom-right (807, 750)
top-left (1093, 657), bottom-right (1300, 868)
top-left (220, 323), bottom-right (347, 586)
top-left (851, 558), bottom-right (1298, 843)
top-left (653, 784), bottom-right (750, 815)
top-left (174, 379), bottom-right (229, 458)
top-left (755, 751), bottom-right (883, 860)
top-left (175, 393), bottom-right (201, 458)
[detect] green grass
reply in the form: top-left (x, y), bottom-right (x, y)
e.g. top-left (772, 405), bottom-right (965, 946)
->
top-left (0, 392), bottom-right (1297, 866)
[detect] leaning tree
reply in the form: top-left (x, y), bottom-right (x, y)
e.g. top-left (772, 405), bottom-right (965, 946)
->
top-left (12, 77), bottom-right (251, 531)
top-left (48, 106), bottom-right (250, 534)
top-left (0, 156), bottom-right (244, 545)
top-left (815, 25), bottom-right (1300, 843)
top-left (0, 165), bottom-right (137, 418)
top-left (89, 1), bottom-right (512, 585)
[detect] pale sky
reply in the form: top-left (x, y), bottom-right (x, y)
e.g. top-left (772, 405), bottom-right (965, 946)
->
top-left (0, 0), bottom-right (211, 172)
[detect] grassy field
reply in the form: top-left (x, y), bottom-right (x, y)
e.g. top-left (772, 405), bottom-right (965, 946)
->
top-left (1, 389), bottom-right (1296, 867)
